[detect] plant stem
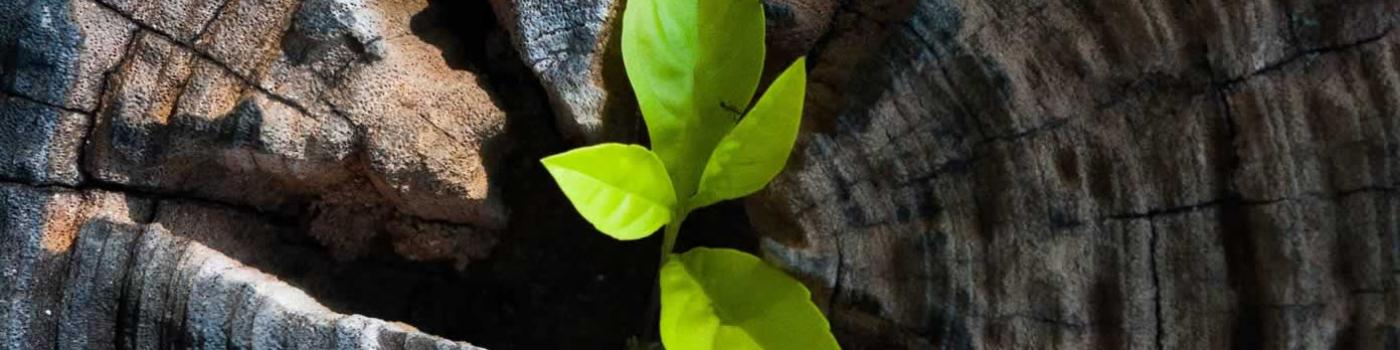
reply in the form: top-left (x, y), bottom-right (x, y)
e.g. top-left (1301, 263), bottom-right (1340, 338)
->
top-left (642, 211), bottom-right (687, 342)
top-left (659, 208), bottom-right (688, 261)
top-left (659, 221), bottom-right (682, 260)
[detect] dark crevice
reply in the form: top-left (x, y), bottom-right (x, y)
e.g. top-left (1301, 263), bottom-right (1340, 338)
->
top-left (408, 0), bottom-right (498, 73)
top-left (268, 1), bottom-right (657, 348)
top-left (140, 200), bottom-right (160, 225)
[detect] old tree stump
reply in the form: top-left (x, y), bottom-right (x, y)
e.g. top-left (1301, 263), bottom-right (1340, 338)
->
top-left (2, 0), bottom-right (1398, 348)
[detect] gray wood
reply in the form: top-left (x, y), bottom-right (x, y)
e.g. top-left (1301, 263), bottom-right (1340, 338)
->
top-left (2, 0), bottom-right (1397, 348)
top-left (0, 185), bottom-right (485, 349)
top-left (749, 0), bottom-right (1400, 348)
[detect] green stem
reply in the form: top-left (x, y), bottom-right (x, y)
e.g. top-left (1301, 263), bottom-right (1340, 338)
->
top-left (659, 209), bottom-right (687, 261)
top-left (642, 211), bottom-right (687, 342)
top-left (659, 221), bottom-right (681, 260)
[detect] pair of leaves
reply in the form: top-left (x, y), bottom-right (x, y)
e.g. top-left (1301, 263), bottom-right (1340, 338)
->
top-left (660, 248), bottom-right (840, 350)
top-left (543, 0), bottom-right (804, 238)
top-left (540, 0), bottom-right (837, 348)
top-left (540, 57), bottom-right (807, 240)
top-left (622, 0), bottom-right (768, 199)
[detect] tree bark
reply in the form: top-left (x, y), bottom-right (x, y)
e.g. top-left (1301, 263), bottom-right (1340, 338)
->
top-left (750, 0), bottom-right (1400, 348)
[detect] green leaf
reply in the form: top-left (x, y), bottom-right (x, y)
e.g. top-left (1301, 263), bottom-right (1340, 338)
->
top-left (690, 57), bottom-right (807, 209)
top-left (622, 0), bottom-right (767, 198)
top-left (660, 248), bottom-right (840, 350)
top-left (541, 144), bottom-right (677, 240)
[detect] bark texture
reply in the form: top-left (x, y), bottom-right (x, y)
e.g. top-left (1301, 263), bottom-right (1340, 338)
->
top-left (0, 184), bottom-right (484, 349)
top-left (486, 0), bottom-right (633, 143)
top-left (0, 0), bottom-right (530, 347)
top-left (748, 0), bottom-right (1400, 348)
top-left (3, 0), bottom-right (516, 264)
top-left (3, 0), bottom-right (1399, 348)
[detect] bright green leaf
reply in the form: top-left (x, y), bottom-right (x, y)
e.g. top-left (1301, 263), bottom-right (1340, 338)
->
top-left (690, 57), bottom-right (807, 209)
top-left (541, 144), bottom-right (677, 240)
top-left (660, 247), bottom-right (840, 350)
top-left (622, 0), bottom-right (767, 198)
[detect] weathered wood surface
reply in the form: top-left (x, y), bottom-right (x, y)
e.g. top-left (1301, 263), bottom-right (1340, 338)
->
top-left (4, 0), bottom-right (1400, 348)
top-left (0, 184), bottom-right (485, 349)
top-left (0, 0), bottom-right (523, 347)
top-left (2, 0), bottom-right (517, 264)
top-left (747, 0), bottom-right (1400, 348)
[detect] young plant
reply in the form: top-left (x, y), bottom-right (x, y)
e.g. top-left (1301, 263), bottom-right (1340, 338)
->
top-left (540, 0), bottom-right (840, 349)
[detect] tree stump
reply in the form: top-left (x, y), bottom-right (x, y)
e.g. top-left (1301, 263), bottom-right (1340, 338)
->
top-left (2, 0), bottom-right (1397, 348)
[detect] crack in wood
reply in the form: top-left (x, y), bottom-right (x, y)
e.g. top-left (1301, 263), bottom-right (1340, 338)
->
top-left (0, 175), bottom-right (296, 225)
top-left (1101, 184), bottom-right (1398, 222)
top-left (1153, 219), bottom-right (1169, 350)
top-left (85, 0), bottom-right (325, 122)
top-left (194, 0), bottom-right (237, 40)
top-left (984, 312), bottom-right (1089, 331)
top-left (0, 89), bottom-right (94, 116)
top-left (78, 27), bottom-right (145, 186)
top-left (966, 25), bottom-right (1399, 152)
top-left (112, 220), bottom-right (148, 349)
top-left (1217, 25), bottom-right (1396, 88)
top-left (417, 112), bottom-right (466, 144)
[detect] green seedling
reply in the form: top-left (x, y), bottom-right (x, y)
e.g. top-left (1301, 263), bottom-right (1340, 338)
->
top-left (540, 0), bottom-right (839, 349)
